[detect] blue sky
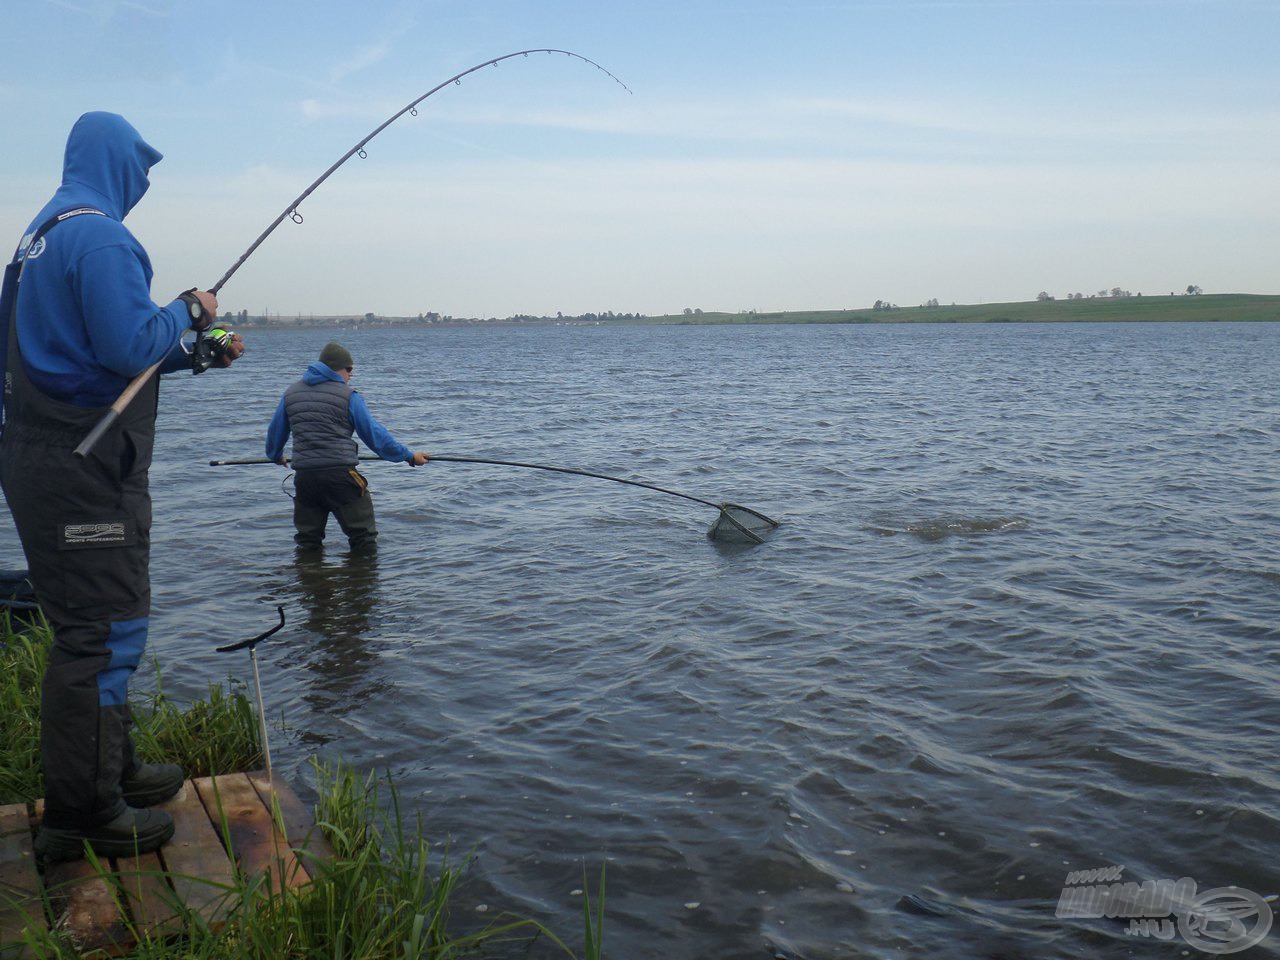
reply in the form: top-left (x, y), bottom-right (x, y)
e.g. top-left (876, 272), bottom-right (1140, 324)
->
top-left (2, 0), bottom-right (1276, 317)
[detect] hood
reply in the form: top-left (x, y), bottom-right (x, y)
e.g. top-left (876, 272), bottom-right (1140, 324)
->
top-left (60, 112), bottom-right (163, 220)
top-left (303, 361), bottom-right (346, 386)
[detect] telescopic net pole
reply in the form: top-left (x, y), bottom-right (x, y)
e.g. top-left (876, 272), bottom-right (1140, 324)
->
top-left (208, 454), bottom-right (780, 542)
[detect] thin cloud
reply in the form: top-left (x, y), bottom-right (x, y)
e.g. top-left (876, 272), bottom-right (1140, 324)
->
top-left (797, 0), bottom-right (1238, 7)
top-left (37, 0), bottom-right (97, 13)
top-left (120, 0), bottom-right (169, 14)
top-left (328, 42), bottom-right (393, 85)
top-left (38, 0), bottom-right (169, 15)
top-left (327, 12), bottom-right (417, 84)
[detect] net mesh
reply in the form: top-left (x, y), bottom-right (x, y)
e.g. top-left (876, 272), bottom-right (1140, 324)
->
top-left (708, 504), bottom-right (779, 544)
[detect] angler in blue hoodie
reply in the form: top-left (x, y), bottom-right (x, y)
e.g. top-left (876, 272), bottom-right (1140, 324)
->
top-left (266, 340), bottom-right (428, 551)
top-left (0, 112), bottom-right (244, 862)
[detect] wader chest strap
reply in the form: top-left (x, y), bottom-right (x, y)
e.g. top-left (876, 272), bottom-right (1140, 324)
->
top-left (1, 207), bottom-right (107, 434)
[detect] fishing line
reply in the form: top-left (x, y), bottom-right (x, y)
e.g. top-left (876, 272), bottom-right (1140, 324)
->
top-left (210, 454), bottom-right (780, 544)
top-left (73, 49), bottom-right (630, 460)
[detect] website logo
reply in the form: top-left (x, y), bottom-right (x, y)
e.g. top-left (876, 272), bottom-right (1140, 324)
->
top-left (1056, 866), bottom-right (1272, 954)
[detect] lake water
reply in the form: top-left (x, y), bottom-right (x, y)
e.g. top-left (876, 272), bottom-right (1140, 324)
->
top-left (3, 320), bottom-right (1278, 958)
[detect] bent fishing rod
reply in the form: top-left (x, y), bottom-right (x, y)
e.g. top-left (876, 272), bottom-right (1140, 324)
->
top-left (72, 49), bottom-right (630, 461)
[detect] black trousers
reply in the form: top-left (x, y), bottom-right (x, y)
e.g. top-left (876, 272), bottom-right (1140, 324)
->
top-left (293, 466), bottom-right (377, 550)
top-left (1, 433), bottom-right (151, 829)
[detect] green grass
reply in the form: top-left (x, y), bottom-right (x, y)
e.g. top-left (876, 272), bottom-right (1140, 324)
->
top-left (0, 614), bottom-right (262, 805)
top-left (0, 613), bottom-right (47, 805)
top-left (581, 863), bottom-right (607, 960)
top-left (1, 615), bottom-right (607, 958)
top-left (635, 292), bottom-right (1280, 326)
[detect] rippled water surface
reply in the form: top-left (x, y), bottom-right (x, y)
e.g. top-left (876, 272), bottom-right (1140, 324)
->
top-left (4, 320), bottom-right (1278, 958)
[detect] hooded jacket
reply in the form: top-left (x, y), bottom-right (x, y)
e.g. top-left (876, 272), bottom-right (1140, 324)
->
top-left (14, 112), bottom-right (190, 407)
top-left (265, 361), bottom-right (415, 466)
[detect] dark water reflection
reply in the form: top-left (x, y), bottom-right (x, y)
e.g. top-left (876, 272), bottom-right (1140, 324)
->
top-left (274, 551), bottom-right (385, 728)
top-left (2, 320), bottom-right (1278, 959)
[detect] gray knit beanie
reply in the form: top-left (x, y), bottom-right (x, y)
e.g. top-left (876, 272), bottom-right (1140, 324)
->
top-left (319, 341), bottom-right (353, 371)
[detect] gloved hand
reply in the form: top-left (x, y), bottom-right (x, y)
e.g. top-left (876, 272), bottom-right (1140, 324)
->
top-left (178, 289), bottom-right (218, 332)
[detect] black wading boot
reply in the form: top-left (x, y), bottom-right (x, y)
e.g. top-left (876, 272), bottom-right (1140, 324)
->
top-left (121, 761), bottom-right (186, 807)
top-left (120, 707), bottom-right (186, 807)
top-left (35, 806), bottom-right (175, 863)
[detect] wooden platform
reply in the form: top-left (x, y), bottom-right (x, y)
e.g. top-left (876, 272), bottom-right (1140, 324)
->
top-left (0, 771), bottom-right (333, 957)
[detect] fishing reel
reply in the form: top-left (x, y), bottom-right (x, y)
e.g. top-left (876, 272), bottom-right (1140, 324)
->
top-left (190, 327), bottom-right (237, 374)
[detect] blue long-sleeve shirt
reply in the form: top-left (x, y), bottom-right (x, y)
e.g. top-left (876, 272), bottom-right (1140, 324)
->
top-left (265, 361), bottom-right (414, 464)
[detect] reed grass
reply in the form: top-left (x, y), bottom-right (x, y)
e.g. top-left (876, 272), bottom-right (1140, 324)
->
top-left (0, 612), bottom-right (47, 805)
top-left (0, 615), bottom-right (262, 804)
top-left (582, 862), bottom-right (607, 960)
top-left (0, 611), bottom-right (607, 958)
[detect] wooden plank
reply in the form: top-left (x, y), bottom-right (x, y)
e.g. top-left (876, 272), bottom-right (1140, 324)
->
top-left (246, 772), bottom-right (335, 881)
top-left (40, 859), bottom-right (130, 958)
top-left (0, 803), bottom-right (43, 957)
top-left (32, 800), bottom-right (131, 957)
top-left (17, 770), bottom-right (326, 954)
top-left (195, 774), bottom-right (309, 894)
top-left (115, 779), bottom-right (235, 942)
top-left (151, 780), bottom-right (236, 932)
top-left (111, 850), bottom-right (172, 944)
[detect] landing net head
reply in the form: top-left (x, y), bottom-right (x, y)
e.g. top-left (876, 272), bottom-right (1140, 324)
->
top-left (708, 503), bottom-right (779, 544)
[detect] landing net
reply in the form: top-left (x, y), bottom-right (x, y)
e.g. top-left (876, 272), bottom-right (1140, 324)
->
top-left (708, 504), bottom-right (780, 544)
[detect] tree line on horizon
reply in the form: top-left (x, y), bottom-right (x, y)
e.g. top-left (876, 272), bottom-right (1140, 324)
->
top-left (1035, 284), bottom-right (1204, 302)
top-left (218, 284), bottom-right (1219, 328)
top-left (216, 308), bottom-right (651, 327)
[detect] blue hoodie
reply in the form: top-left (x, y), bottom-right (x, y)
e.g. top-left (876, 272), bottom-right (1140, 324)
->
top-left (265, 361), bottom-right (415, 464)
top-left (14, 112), bottom-right (191, 406)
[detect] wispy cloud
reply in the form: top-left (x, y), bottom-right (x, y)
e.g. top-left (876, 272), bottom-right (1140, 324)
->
top-left (372, 91), bottom-right (1278, 163)
top-left (38, 0), bottom-right (97, 14)
top-left (121, 0), bottom-right (169, 14)
top-left (327, 12), bottom-right (417, 84)
top-left (792, 0), bottom-right (1241, 7)
top-left (328, 42), bottom-right (394, 85)
top-left (38, 0), bottom-right (169, 15)
top-left (769, 94), bottom-right (1280, 146)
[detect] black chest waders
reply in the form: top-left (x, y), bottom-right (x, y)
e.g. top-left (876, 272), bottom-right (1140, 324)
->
top-left (1, 208), bottom-right (163, 829)
top-left (284, 379), bottom-right (379, 550)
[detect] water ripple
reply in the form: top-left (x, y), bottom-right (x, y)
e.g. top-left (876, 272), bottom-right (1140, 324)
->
top-left (4, 320), bottom-right (1276, 959)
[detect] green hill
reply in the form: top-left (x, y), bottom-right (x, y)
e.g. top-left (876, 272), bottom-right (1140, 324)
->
top-left (636, 294), bottom-right (1280, 326)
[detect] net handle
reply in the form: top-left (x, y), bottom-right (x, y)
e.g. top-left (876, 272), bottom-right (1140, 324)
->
top-left (209, 455), bottom-right (780, 537)
top-left (426, 455), bottom-right (725, 510)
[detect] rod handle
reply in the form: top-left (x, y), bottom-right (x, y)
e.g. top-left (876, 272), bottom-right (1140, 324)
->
top-left (73, 361), bottom-right (162, 459)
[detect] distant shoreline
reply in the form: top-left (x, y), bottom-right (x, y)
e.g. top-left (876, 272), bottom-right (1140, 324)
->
top-left (224, 293), bottom-right (1280, 330)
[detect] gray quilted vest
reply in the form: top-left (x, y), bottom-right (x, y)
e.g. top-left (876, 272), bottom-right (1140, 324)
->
top-left (283, 378), bottom-right (357, 469)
